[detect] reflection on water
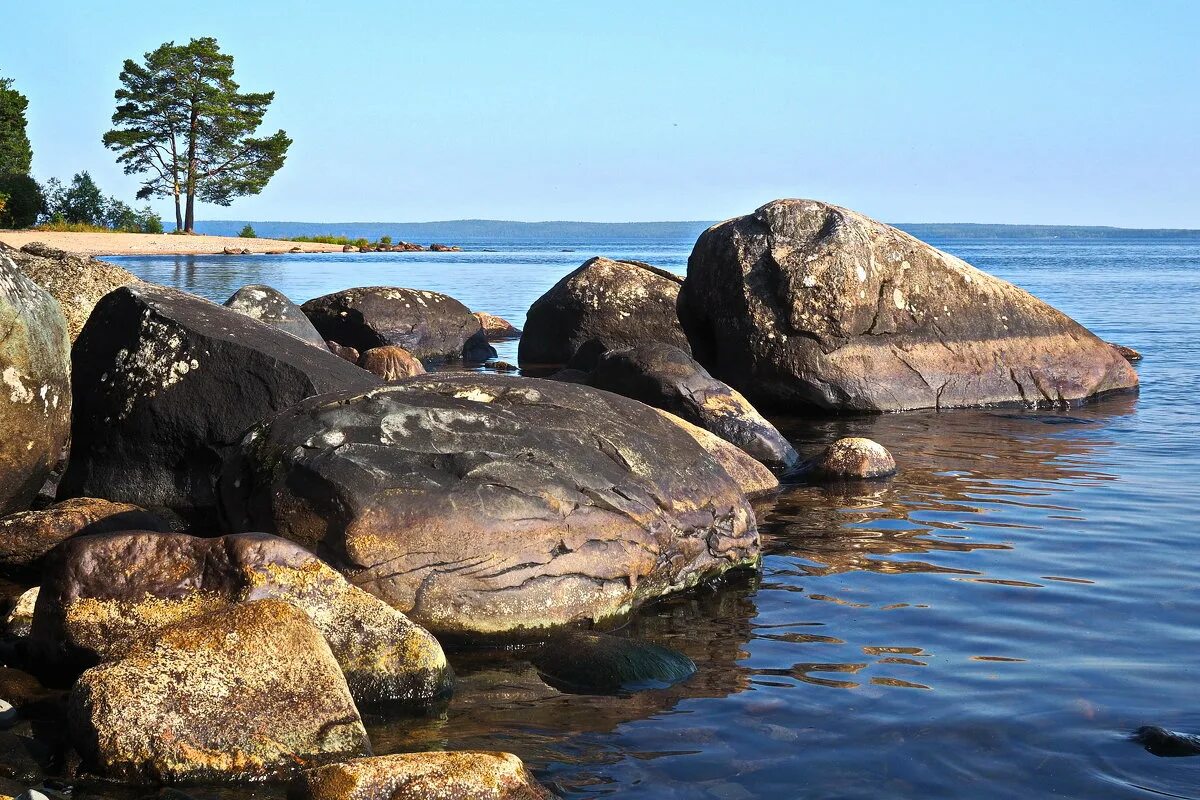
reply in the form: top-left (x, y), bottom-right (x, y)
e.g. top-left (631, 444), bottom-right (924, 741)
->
top-left (108, 239), bottom-right (1200, 798)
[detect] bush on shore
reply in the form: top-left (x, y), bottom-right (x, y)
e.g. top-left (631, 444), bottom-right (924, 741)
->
top-left (0, 172), bottom-right (43, 228)
top-left (239, 224), bottom-right (257, 238)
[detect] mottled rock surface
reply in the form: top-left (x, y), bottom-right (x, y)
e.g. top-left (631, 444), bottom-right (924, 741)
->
top-left (68, 598), bottom-right (371, 783)
top-left (3, 243), bottom-right (138, 342)
top-left (223, 284), bottom-right (326, 347)
top-left (517, 257), bottom-right (689, 369)
top-left (650, 410), bottom-right (778, 497)
top-left (679, 199), bottom-right (1139, 411)
top-left (221, 373), bottom-right (760, 638)
top-left (304, 751), bottom-right (552, 800)
top-left (57, 284), bottom-right (380, 528)
top-left (0, 498), bottom-right (168, 574)
top-left (301, 286), bottom-right (496, 362)
top-left (532, 631), bottom-right (696, 694)
top-left (31, 531), bottom-right (451, 704)
top-left (474, 311), bottom-right (523, 339)
top-left (2, 588), bottom-right (37, 638)
top-left (805, 437), bottom-right (897, 479)
top-left (328, 340), bottom-right (361, 363)
top-left (0, 254), bottom-right (71, 517)
top-left (586, 343), bottom-right (798, 470)
top-left (358, 346), bottom-right (426, 380)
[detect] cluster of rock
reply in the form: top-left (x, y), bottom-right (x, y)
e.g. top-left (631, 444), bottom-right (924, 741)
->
top-left (342, 241), bottom-right (462, 253)
top-left (0, 199), bottom-right (1141, 797)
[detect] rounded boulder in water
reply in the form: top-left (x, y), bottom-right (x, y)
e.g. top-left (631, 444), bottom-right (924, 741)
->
top-left (1133, 725), bottom-right (1200, 757)
top-left (531, 631), bottom-right (696, 694)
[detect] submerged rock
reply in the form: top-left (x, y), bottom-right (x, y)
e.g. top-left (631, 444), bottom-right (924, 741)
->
top-left (57, 284), bottom-right (380, 528)
top-left (1132, 725), bottom-right (1200, 757)
top-left (358, 345), bottom-right (426, 380)
top-left (517, 257), bottom-right (690, 369)
top-left (804, 437), bottom-right (897, 480)
top-left (679, 199), bottom-right (1139, 411)
top-left (301, 286), bottom-right (496, 362)
top-left (532, 631), bottom-right (696, 694)
top-left (31, 531), bottom-right (451, 704)
top-left (0, 498), bottom-right (168, 575)
top-left (474, 311), bottom-right (523, 339)
top-left (586, 343), bottom-right (798, 470)
top-left (68, 598), bottom-right (371, 783)
top-left (304, 751), bottom-right (552, 800)
top-left (223, 284), bottom-right (327, 347)
top-left (221, 373), bottom-right (760, 639)
top-left (0, 254), bottom-right (71, 517)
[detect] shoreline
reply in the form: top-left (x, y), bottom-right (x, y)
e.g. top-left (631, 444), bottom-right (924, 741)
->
top-left (0, 229), bottom-right (346, 257)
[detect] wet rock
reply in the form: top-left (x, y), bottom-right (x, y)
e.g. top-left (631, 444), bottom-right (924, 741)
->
top-left (429, 243), bottom-right (462, 252)
top-left (532, 631), bottom-right (696, 694)
top-left (327, 340), bottom-right (360, 363)
top-left (517, 257), bottom-right (690, 370)
top-left (1132, 725), bottom-right (1200, 757)
top-left (31, 531), bottom-right (451, 704)
top-left (473, 311), bottom-right (523, 340)
top-left (223, 284), bottom-right (326, 347)
top-left (585, 343), bottom-right (798, 471)
top-left (0, 254), bottom-right (71, 517)
top-left (0, 499), bottom-right (169, 575)
top-left (68, 598), bottom-right (370, 783)
top-left (805, 437), bottom-right (896, 479)
top-left (651, 410), bottom-right (778, 497)
top-left (342, 245), bottom-right (359, 253)
top-left (358, 346), bottom-right (426, 380)
top-left (679, 199), bottom-right (1140, 411)
top-left (303, 751), bottom-right (552, 800)
top-left (57, 284), bottom-right (380, 529)
top-left (4, 243), bottom-right (138, 343)
top-left (545, 368), bottom-right (590, 384)
top-left (221, 373), bottom-right (760, 639)
top-left (0, 668), bottom-right (61, 719)
top-left (301, 286), bottom-right (496, 362)
top-left (3, 588), bottom-right (37, 638)
top-left (1109, 342), bottom-right (1142, 362)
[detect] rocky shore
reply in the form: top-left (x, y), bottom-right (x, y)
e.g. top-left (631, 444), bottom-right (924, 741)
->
top-left (0, 199), bottom-right (1140, 798)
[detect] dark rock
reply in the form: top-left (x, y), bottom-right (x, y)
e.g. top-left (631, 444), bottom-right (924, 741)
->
top-left (679, 199), bottom-right (1140, 411)
top-left (517, 257), bottom-right (690, 370)
top-left (804, 437), bottom-right (897, 479)
top-left (6, 245), bottom-right (138, 342)
top-left (220, 373), bottom-right (760, 639)
top-left (304, 752), bottom-right (552, 800)
top-left (490, 360), bottom-right (519, 372)
top-left (0, 255), bottom-right (71, 517)
top-left (1109, 342), bottom-right (1142, 362)
top-left (326, 340), bottom-right (360, 363)
top-left (342, 245), bottom-right (359, 253)
top-left (223, 284), bottom-right (326, 347)
top-left (301, 286), bottom-right (496, 362)
top-left (358, 346), bottom-right (426, 380)
top-left (428, 243), bottom-right (461, 252)
top-left (1132, 725), bottom-right (1200, 757)
top-left (0, 668), bottom-right (63, 719)
top-left (68, 599), bottom-right (371, 783)
top-left (532, 631), bottom-right (696, 694)
top-left (31, 531), bottom-right (451, 704)
top-left (57, 284), bottom-right (380, 529)
top-left (586, 343), bottom-right (798, 470)
top-left (545, 368), bottom-right (591, 384)
top-left (0, 498), bottom-right (169, 575)
top-left (650, 410), bottom-right (778, 497)
top-left (474, 311), bottom-right (522, 340)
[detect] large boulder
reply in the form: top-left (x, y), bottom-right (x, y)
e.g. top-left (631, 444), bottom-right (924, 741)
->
top-left (223, 284), bottom-right (327, 347)
top-left (304, 752), bottom-right (552, 800)
top-left (649, 410), bottom-right (778, 498)
top-left (0, 254), bottom-right (71, 517)
top-left (586, 343), bottom-right (798, 471)
top-left (30, 531), bottom-right (452, 704)
top-left (220, 373), bottom-right (760, 639)
top-left (0, 498), bottom-right (169, 575)
top-left (68, 598), bottom-right (371, 783)
top-left (3, 242), bottom-right (138, 342)
top-left (517, 257), bottom-right (689, 370)
top-left (301, 286), bottom-right (496, 362)
top-left (679, 199), bottom-right (1140, 411)
top-left (56, 284), bottom-right (381, 529)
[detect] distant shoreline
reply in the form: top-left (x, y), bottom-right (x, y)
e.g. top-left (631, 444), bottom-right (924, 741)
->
top-left (0, 230), bottom-right (345, 257)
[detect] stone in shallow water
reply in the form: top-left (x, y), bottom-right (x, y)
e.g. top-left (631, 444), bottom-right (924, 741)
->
top-left (1132, 725), bottom-right (1200, 757)
top-left (805, 437), bottom-right (897, 480)
top-left (531, 631), bottom-right (696, 694)
top-left (679, 199), bottom-right (1140, 411)
top-left (303, 751), bottom-right (552, 800)
top-left (358, 345), bottom-right (426, 380)
top-left (220, 373), bottom-right (760, 639)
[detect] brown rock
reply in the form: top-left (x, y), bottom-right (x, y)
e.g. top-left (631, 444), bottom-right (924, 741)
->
top-left (1109, 342), bottom-right (1142, 362)
top-left (0, 498), bottom-right (169, 574)
top-left (68, 598), bottom-right (371, 783)
top-left (328, 340), bottom-right (361, 363)
top-left (679, 199), bottom-right (1139, 411)
top-left (473, 311), bottom-right (523, 339)
top-left (806, 437), bottom-right (897, 479)
top-left (2, 586), bottom-right (37, 638)
top-left (651, 410), bottom-right (778, 497)
top-left (303, 751), bottom-right (552, 800)
top-left (429, 243), bottom-right (462, 252)
top-left (358, 346), bottom-right (426, 380)
top-left (6, 243), bottom-right (138, 342)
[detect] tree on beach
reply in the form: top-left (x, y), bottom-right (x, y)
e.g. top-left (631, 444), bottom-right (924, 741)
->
top-left (102, 37), bottom-right (291, 233)
top-left (0, 75), bottom-right (40, 229)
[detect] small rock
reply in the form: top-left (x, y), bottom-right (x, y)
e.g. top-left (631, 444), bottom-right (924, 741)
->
top-left (14, 790), bottom-right (50, 800)
top-left (342, 245), bottom-right (359, 252)
top-left (429, 243), bottom-right (461, 252)
top-left (3, 587), bottom-right (38, 638)
top-left (303, 751), bottom-right (552, 800)
top-left (1109, 342), bottom-right (1142, 362)
top-left (224, 284), bottom-right (327, 348)
top-left (326, 340), bottom-right (361, 363)
top-left (0, 699), bottom-right (15, 728)
top-left (1133, 725), bottom-right (1200, 757)
top-left (491, 360), bottom-right (519, 372)
top-left (289, 245), bottom-right (304, 253)
top-left (532, 631), bottom-right (696, 694)
top-left (473, 311), bottom-right (523, 340)
top-left (806, 437), bottom-right (897, 479)
top-left (358, 346), bottom-right (426, 380)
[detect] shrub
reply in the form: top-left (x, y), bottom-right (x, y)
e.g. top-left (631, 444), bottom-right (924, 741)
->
top-left (0, 172), bottom-right (43, 228)
top-left (379, 235), bottom-right (392, 246)
top-left (239, 224), bottom-right (256, 238)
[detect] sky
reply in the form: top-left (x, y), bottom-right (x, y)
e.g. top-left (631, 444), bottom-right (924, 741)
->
top-left (1, 1), bottom-right (1197, 227)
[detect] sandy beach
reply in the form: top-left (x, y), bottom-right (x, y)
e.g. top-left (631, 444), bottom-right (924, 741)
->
top-left (0, 229), bottom-right (344, 256)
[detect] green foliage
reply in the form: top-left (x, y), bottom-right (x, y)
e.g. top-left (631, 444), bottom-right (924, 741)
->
top-left (103, 37), bottom-right (291, 232)
top-left (379, 235), bottom-right (392, 245)
top-left (52, 171), bottom-right (107, 226)
top-left (0, 172), bottom-right (43, 228)
top-left (0, 77), bottom-right (33, 177)
top-left (289, 234), bottom-right (379, 249)
top-left (38, 173), bottom-right (163, 233)
top-left (238, 224), bottom-right (256, 238)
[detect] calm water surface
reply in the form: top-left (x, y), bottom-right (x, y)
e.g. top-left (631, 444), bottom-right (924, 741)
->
top-left (109, 237), bottom-right (1200, 799)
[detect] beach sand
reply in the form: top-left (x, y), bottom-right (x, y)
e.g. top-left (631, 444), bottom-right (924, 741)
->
top-left (0, 229), bottom-right (344, 257)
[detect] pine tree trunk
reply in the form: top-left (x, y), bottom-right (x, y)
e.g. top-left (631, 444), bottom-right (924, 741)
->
top-left (173, 186), bottom-right (182, 232)
top-left (184, 99), bottom-right (198, 233)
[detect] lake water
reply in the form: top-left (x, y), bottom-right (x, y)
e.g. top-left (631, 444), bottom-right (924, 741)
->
top-left (107, 236), bottom-right (1200, 799)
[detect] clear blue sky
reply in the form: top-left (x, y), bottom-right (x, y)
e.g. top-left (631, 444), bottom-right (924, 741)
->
top-left (2, 1), bottom-right (1196, 226)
